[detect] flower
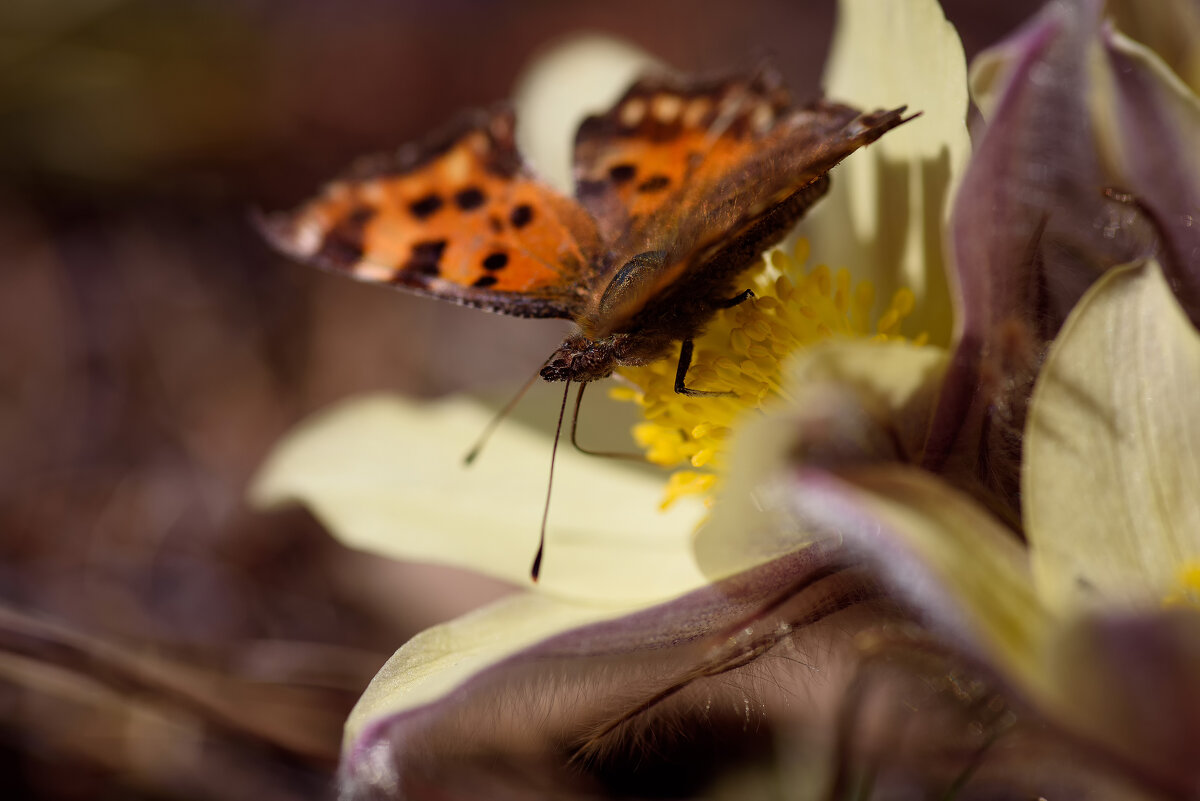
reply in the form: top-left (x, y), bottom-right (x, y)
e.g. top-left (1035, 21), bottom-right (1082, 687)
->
top-left (793, 259), bottom-right (1200, 795)
top-left (254, 0), bottom-right (972, 793)
top-left (246, 0), bottom-right (1200, 795)
top-left (255, 0), bottom-right (1200, 786)
top-left (769, 1), bottom-right (1200, 793)
top-left (926, 0), bottom-right (1200, 514)
top-left (614, 243), bottom-right (923, 510)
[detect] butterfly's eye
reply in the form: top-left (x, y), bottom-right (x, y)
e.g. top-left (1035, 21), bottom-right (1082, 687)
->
top-left (597, 250), bottom-right (668, 320)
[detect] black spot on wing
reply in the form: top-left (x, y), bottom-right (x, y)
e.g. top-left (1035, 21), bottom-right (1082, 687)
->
top-left (608, 163), bottom-right (637, 183)
top-left (482, 252), bottom-right (508, 271)
top-left (454, 186), bottom-right (486, 210)
top-left (404, 239), bottom-right (447, 277)
top-left (472, 275), bottom-right (499, 288)
top-left (637, 174), bottom-right (671, 193)
top-left (409, 193), bottom-right (444, 219)
top-left (509, 204), bottom-right (533, 229)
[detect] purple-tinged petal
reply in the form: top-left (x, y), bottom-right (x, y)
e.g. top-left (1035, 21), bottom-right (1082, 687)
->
top-left (925, 0), bottom-right (1160, 510)
top-left (1105, 0), bottom-right (1200, 96)
top-left (788, 464), bottom-right (1052, 698)
top-left (339, 545), bottom-right (885, 800)
top-left (1049, 610), bottom-right (1200, 795)
top-left (833, 636), bottom-right (1167, 801)
top-left (790, 462), bottom-right (1200, 796)
top-left (1093, 28), bottom-right (1200, 326)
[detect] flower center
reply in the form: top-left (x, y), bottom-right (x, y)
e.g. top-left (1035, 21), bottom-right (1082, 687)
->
top-left (612, 237), bottom-right (922, 508)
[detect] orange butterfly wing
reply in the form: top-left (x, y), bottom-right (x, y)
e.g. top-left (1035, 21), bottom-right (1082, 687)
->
top-left (572, 69), bottom-right (792, 249)
top-left (260, 108), bottom-right (600, 319)
top-left (571, 66), bottom-right (910, 332)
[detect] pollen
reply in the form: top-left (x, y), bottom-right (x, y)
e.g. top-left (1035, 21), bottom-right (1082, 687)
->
top-left (613, 237), bottom-right (923, 508)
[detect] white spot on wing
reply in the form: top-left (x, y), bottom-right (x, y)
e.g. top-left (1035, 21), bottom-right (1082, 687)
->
top-left (651, 93), bottom-right (682, 123)
top-left (354, 261), bottom-right (395, 281)
top-left (290, 220), bottom-right (324, 257)
top-left (442, 146), bottom-right (472, 185)
top-left (619, 97), bottom-right (646, 127)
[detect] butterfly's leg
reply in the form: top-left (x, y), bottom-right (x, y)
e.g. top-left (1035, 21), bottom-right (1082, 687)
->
top-left (716, 288), bottom-right (755, 309)
top-left (672, 292), bottom-right (754, 396)
top-left (570, 383), bottom-right (646, 461)
top-left (674, 339), bottom-right (735, 397)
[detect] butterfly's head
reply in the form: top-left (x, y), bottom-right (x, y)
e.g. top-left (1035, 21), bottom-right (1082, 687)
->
top-left (540, 333), bottom-right (618, 384)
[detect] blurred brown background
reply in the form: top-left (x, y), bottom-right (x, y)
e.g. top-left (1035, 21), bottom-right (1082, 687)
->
top-left (0, 2), bottom-right (1041, 798)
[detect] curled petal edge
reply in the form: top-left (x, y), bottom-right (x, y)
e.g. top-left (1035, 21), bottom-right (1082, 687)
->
top-left (341, 543), bottom-right (880, 798)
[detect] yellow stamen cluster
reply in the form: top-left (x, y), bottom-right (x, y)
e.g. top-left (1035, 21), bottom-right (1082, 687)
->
top-left (1162, 563), bottom-right (1200, 609)
top-left (612, 237), bottom-right (921, 509)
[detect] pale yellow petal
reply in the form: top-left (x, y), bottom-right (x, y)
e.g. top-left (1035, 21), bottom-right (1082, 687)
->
top-left (1024, 261), bottom-right (1200, 613)
top-left (1105, 0), bottom-right (1200, 97)
top-left (512, 34), bottom-right (658, 193)
top-left (344, 589), bottom-right (645, 756)
top-left (795, 0), bottom-right (970, 345)
top-left (251, 394), bottom-right (707, 603)
top-left (695, 340), bottom-right (947, 578)
top-left (968, 40), bottom-right (1014, 122)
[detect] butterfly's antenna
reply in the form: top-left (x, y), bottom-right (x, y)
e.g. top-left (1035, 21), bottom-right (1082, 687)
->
top-left (532, 379), bottom-right (571, 582)
top-left (570, 382), bottom-right (647, 462)
top-left (463, 367), bottom-right (543, 466)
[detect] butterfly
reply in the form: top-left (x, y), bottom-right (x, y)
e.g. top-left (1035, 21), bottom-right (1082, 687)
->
top-left (259, 65), bottom-right (912, 398)
top-left (260, 66), bottom-right (912, 580)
